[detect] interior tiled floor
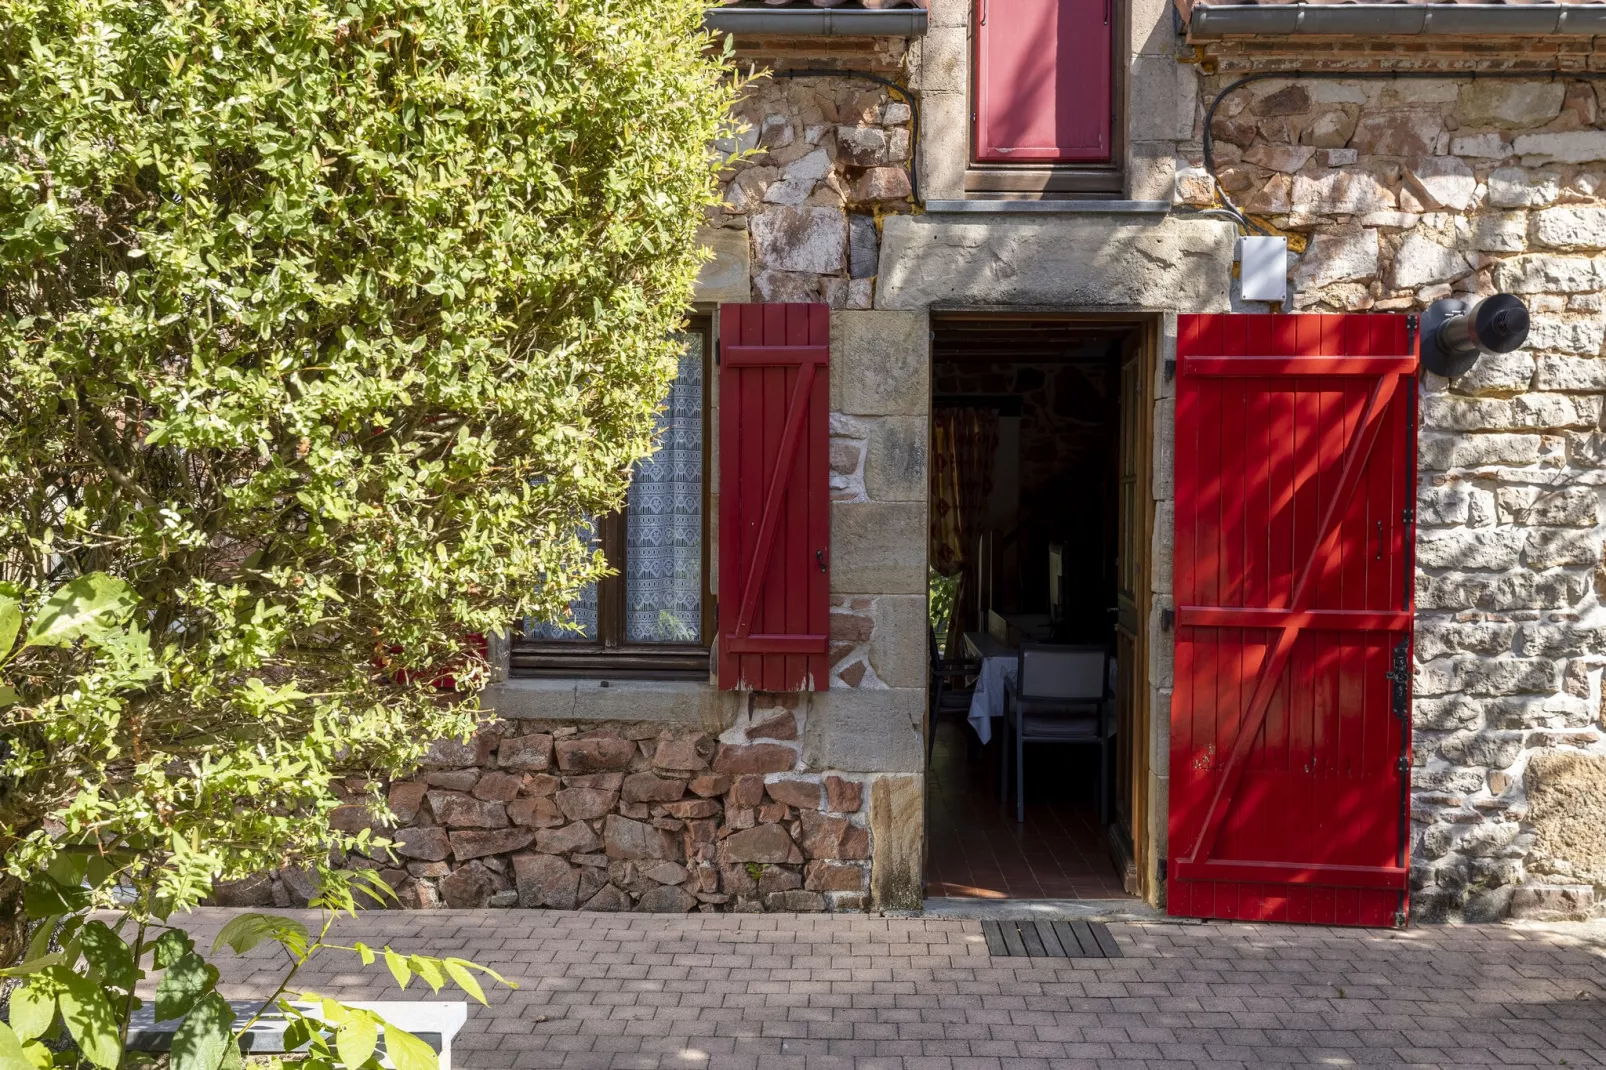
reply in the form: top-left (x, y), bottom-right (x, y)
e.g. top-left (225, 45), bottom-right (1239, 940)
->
top-left (925, 715), bottom-right (1133, 900)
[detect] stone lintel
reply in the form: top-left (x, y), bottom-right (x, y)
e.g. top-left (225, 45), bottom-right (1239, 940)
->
top-left (874, 214), bottom-right (1236, 312)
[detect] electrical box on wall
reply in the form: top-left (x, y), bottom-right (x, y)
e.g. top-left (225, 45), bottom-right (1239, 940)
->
top-left (1239, 236), bottom-right (1288, 303)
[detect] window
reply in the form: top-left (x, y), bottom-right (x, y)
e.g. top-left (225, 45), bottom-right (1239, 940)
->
top-left (511, 320), bottom-right (713, 678)
top-left (968, 0), bottom-right (1121, 197)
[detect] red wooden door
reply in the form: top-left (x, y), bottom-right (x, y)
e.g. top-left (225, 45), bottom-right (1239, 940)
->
top-left (717, 304), bottom-right (830, 692)
top-left (974, 0), bottom-right (1112, 162)
top-left (1168, 314), bottom-right (1417, 927)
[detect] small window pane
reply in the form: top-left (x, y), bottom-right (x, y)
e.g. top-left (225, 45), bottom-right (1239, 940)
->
top-left (526, 520), bottom-right (600, 641)
top-left (625, 332), bottom-right (704, 644)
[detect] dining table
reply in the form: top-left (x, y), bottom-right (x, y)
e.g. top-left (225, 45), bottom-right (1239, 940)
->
top-left (962, 630), bottom-right (1017, 746)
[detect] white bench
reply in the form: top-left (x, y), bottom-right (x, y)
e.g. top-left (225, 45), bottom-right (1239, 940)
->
top-left (128, 1000), bottom-right (468, 1070)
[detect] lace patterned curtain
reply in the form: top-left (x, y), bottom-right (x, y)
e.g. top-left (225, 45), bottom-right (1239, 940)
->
top-left (526, 332), bottom-right (704, 644)
top-left (626, 332), bottom-right (704, 643)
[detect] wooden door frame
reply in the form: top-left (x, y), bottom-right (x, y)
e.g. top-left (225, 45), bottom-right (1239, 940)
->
top-left (926, 311), bottom-right (1158, 903)
top-left (1112, 318), bottom-right (1156, 903)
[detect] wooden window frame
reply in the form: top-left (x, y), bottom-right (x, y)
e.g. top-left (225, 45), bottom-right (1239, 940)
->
top-left (509, 317), bottom-right (715, 680)
top-left (965, 0), bottom-right (1126, 199)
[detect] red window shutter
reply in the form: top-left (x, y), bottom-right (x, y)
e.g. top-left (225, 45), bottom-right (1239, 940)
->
top-left (717, 304), bottom-right (830, 692)
top-left (1168, 314), bottom-right (1418, 927)
top-left (973, 0), bottom-right (1112, 163)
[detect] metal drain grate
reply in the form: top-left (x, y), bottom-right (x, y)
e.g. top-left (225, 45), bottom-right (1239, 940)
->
top-left (981, 919), bottom-right (1123, 959)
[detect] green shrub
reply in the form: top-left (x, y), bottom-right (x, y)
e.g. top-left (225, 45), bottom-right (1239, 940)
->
top-left (0, 0), bottom-right (739, 958)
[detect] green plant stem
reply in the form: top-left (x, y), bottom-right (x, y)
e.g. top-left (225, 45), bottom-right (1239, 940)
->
top-left (226, 952), bottom-right (310, 1070)
top-left (225, 909), bottom-right (339, 1069)
top-left (119, 919), bottom-right (148, 1051)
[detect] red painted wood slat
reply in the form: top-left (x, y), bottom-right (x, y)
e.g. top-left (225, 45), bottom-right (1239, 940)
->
top-left (717, 304), bottom-right (831, 692)
top-left (973, 0), bottom-right (1112, 163)
top-left (1168, 314), bottom-right (1416, 928)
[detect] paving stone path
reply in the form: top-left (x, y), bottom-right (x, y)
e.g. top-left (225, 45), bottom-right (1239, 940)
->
top-left (177, 908), bottom-right (1606, 1069)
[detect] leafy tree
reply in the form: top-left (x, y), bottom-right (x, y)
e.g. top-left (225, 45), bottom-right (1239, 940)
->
top-left (0, 860), bottom-right (513, 1070)
top-left (0, 0), bottom-right (739, 965)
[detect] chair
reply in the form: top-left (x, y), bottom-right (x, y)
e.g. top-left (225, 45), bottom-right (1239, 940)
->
top-left (927, 628), bottom-right (980, 762)
top-left (999, 644), bottom-right (1113, 824)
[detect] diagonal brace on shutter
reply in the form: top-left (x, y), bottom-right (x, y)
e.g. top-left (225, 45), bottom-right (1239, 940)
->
top-left (1175, 370), bottom-right (1403, 881)
top-left (724, 344), bottom-right (828, 656)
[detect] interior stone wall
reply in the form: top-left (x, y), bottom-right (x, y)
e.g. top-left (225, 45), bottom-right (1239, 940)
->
top-left (1178, 54), bottom-right (1606, 921)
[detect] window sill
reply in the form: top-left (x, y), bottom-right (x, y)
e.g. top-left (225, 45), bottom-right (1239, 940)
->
top-left (964, 166), bottom-right (1124, 199)
top-left (483, 676), bottom-right (723, 723)
top-left (925, 200), bottom-right (1172, 215)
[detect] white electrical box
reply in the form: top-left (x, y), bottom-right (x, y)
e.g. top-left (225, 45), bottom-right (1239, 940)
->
top-left (1240, 236), bottom-right (1288, 303)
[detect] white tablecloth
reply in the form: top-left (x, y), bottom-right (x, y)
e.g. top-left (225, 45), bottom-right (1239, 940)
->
top-left (967, 655), bottom-right (1017, 745)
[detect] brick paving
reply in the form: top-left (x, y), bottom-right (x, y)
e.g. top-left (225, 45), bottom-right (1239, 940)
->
top-left (176, 908), bottom-right (1606, 1070)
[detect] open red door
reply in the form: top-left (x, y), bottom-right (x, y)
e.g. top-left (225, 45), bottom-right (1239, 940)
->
top-left (1168, 314), bottom-right (1417, 927)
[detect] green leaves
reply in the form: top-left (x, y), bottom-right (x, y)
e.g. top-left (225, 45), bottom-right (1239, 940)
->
top-left (0, 954), bottom-right (63, 980)
top-left (22, 574), bottom-right (137, 649)
top-left (0, 594), bottom-right (20, 657)
top-left (407, 955), bottom-right (445, 994)
top-left (334, 1011), bottom-right (378, 1070)
top-left (377, 948), bottom-right (510, 1004)
top-left (442, 960), bottom-right (487, 1007)
top-left (378, 1022), bottom-right (438, 1070)
top-left (0, 1022), bottom-right (32, 1070)
top-left (383, 947), bottom-right (411, 990)
top-left (152, 928), bottom-right (196, 969)
top-left (23, 876), bottom-right (90, 920)
top-left (7, 982), bottom-right (57, 1042)
top-left (213, 913), bottom-right (310, 960)
top-left (0, 1019), bottom-right (50, 1070)
top-left (52, 967), bottom-right (122, 1069)
top-left (0, 2), bottom-right (740, 1027)
top-left (155, 952), bottom-right (219, 1022)
top-left (169, 993), bottom-right (238, 1070)
top-left (310, 869), bottom-right (394, 916)
top-left (79, 921), bottom-right (139, 993)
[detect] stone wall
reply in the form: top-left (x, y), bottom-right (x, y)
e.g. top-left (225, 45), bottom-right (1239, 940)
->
top-left (1177, 64), bottom-right (1606, 920)
top-left (710, 40), bottom-right (917, 308)
top-left (224, 699), bottom-right (877, 914)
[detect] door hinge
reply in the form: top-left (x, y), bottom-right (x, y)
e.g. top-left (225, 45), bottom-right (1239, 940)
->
top-left (714, 340), bottom-right (721, 366)
top-left (1160, 608), bottom-right (1175, 632)
top-left (1157, 859), bottom-right (1168, 882)
top-left (1406, 314), bottom-right (1420, 351)
top-left (1163, 358), bottom-right (1177, 382)
top-left (1402, 507), bottom-right (1415, 526)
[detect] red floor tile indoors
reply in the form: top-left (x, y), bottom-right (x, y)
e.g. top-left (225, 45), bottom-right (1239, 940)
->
top-left (924, 716), bottom-right (1133, 901)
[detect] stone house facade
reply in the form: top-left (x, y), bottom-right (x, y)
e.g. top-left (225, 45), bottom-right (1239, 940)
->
top-left (231, 0), bottom-right (1606, 924)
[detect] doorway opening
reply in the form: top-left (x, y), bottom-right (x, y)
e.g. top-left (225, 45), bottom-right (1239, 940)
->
top-left (925, 314), bottom-right (1154, 902)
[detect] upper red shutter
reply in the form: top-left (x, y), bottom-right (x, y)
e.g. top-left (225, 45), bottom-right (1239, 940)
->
top-left (973, 0), bottom-right (1112, 163)
top-left (717, 304), bottom-right (830, 692)
top-left (1167, 314), bottom-right (1418, 928)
